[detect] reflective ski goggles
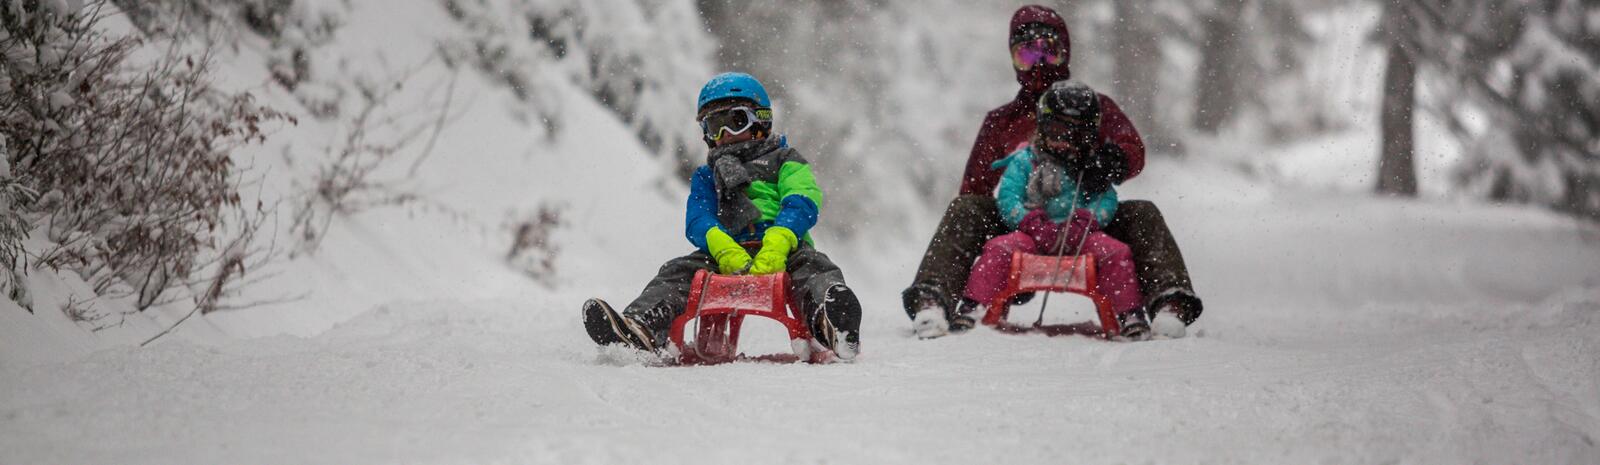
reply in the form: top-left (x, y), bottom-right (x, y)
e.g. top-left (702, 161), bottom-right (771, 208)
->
top-left (1011, 37), bottom-right (1066, 71)
top-left (699, 106), bottom-right (772, 142)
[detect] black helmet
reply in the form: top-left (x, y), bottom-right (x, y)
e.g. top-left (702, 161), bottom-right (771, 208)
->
top-left (1037, 80), bottom-right (1100, 127)
top-left (1036, 80), bottom-right (1101, 156)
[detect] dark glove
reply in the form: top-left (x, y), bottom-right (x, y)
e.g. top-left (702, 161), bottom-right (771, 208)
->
top-left (1062, 208), bottom-right (1097, 255)
top-left (1079, 143), bottom-right (1129, 194)
top-left (1017, 209), bottom-right (1062, 247)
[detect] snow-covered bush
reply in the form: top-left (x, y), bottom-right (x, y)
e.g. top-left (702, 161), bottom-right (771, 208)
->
top-left (0, 1), bottom-right (285, 310)
top-left (287, 72), bottom-right (438, 254)
top-left (504, 203), bottom-right (563, 286)
top-left (0, 140), bottom-right (32, 310)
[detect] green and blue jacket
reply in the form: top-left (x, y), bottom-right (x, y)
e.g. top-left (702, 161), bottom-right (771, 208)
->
top-left (685, 138), bottom-right (823, 249)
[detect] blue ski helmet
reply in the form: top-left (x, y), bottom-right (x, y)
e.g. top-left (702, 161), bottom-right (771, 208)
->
top-left (697, 72), bottom-right (771, 113)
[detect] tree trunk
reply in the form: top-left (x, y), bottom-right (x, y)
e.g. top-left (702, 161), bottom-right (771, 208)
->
top-left (1376, 42), bottom-right (1418, 197)
top-left (1111, 0), bottom-right (1176, 153)
top-left (1192, 1), bottom-right (1246, 134)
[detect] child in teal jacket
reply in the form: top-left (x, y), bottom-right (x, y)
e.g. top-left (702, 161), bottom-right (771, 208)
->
top-left (961, 80), bottom-right (1150, 339)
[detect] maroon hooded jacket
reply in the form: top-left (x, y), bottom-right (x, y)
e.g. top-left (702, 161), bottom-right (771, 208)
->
top-left (958, 5), bottom-right (1146, 196)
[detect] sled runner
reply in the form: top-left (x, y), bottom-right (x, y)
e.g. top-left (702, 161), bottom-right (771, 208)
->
top-left (981, 251), bottom-right (1120, 338)
top-left (669, 270), bottom-right (832, 365)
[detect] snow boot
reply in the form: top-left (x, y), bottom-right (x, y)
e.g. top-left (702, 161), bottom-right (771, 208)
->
top-left (582, 298), bottom-right (658, 352)
top-left (906, 283), bottom-right (952, 339)
top-left (1116, 308), bottom-right (1150, 341)
top-left (1151, 311), bottom-right (1186, 339)
top-left (814, 284), bottom-right (862, 359)
top-left (912, 308), bottom-right (950, 339)
top-left (950, 297), bottom-right (984, 333)
top-left (1148, 289), bottom-right (1202, 339)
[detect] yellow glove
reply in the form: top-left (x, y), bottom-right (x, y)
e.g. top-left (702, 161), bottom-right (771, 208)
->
top-left (705, 226), bottom-right (752, 275)
top-left (749, 226), bottom-right (798, 275)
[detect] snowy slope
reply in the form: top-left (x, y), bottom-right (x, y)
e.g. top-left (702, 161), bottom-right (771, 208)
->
top-left (201, 0), bottom-right (694, 340)
top-left (4, 156), bottom-right (1598, 464)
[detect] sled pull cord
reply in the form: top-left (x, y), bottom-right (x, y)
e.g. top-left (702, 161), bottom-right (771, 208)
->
top-left (1034, 169), bottom-right (1088, 328)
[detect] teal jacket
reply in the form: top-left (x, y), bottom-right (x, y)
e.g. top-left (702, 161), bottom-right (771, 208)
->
top-left (994, 145), bottom-right (1118, 229)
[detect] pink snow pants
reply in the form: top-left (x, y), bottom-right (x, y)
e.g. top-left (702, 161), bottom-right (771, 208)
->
top-left (964, 231), bottom-right (1145, 315)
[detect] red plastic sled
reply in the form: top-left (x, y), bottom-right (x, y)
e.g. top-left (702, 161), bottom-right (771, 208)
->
top-left (981, 251), bottom-right (1120, 338)
top-left (669, 270), bottom-right (831, 365)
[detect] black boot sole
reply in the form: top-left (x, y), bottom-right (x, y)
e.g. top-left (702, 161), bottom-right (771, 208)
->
top-left (1119, 322), bottom-right (1150, 341)
top-left (817, 285), bottom-right (862, 357)
top-left (583, 298), bottom-right (655, 351)
top-left (949, 315), bottom-right (977, 333)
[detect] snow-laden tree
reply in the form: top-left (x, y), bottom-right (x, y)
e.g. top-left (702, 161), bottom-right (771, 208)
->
top-left (1377, 0), bottom-right (1599, 219)
top-left (1179, 0), bottom-right (1318, 138)
top-left (437, 0), bottom-right (714, 180)
top-left (962, 0), bottom-right (1327, 151)
top-left (109, 0), bottom-right (345, 117)
top-left (1445, 0), bottom-right (1598, 220)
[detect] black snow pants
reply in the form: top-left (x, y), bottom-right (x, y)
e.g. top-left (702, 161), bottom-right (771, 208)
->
top-left (623, 243), bottom-right (849, 345)
top-left (903, 195), bottom-right (1203, 323)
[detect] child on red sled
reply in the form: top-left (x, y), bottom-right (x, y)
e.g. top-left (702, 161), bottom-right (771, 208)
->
top-left (581, 72), bottom-right (862, 359)
top-left (960, 80), bottom-right (1150, 340)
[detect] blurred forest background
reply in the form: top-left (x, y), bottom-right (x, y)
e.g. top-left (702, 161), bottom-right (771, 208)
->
top-left (695, 0), bottom-right (1599, 223)
top-left (1, 0), bottom-right (1596, 336)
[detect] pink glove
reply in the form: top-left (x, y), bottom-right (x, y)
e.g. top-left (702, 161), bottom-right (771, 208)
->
top-left (1061, 208), bottom-right (1098, 255)
top-left (1017, 209), bottom-right (1062, 247)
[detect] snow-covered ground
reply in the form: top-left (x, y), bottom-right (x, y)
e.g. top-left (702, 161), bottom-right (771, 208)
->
top-left (3, 1), bottom-right (1599, 463)
top-left (4, 155), bottom-right (1598, 464)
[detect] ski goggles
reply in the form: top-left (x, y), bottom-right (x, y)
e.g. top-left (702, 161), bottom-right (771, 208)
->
top-left (699, 106), bottom-right (772, 142)
top-left (1038, 116), bottom-right (1098, 154)
top-left (1011, 37), bottom-right (1066, 71)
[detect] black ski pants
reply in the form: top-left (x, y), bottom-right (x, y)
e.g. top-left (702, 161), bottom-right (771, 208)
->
top-left (623, 243), bottom-right (848, 343)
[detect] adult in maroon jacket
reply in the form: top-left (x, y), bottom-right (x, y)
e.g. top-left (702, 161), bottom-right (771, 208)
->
top-left (903, 4), bottom-right (1203, 338)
